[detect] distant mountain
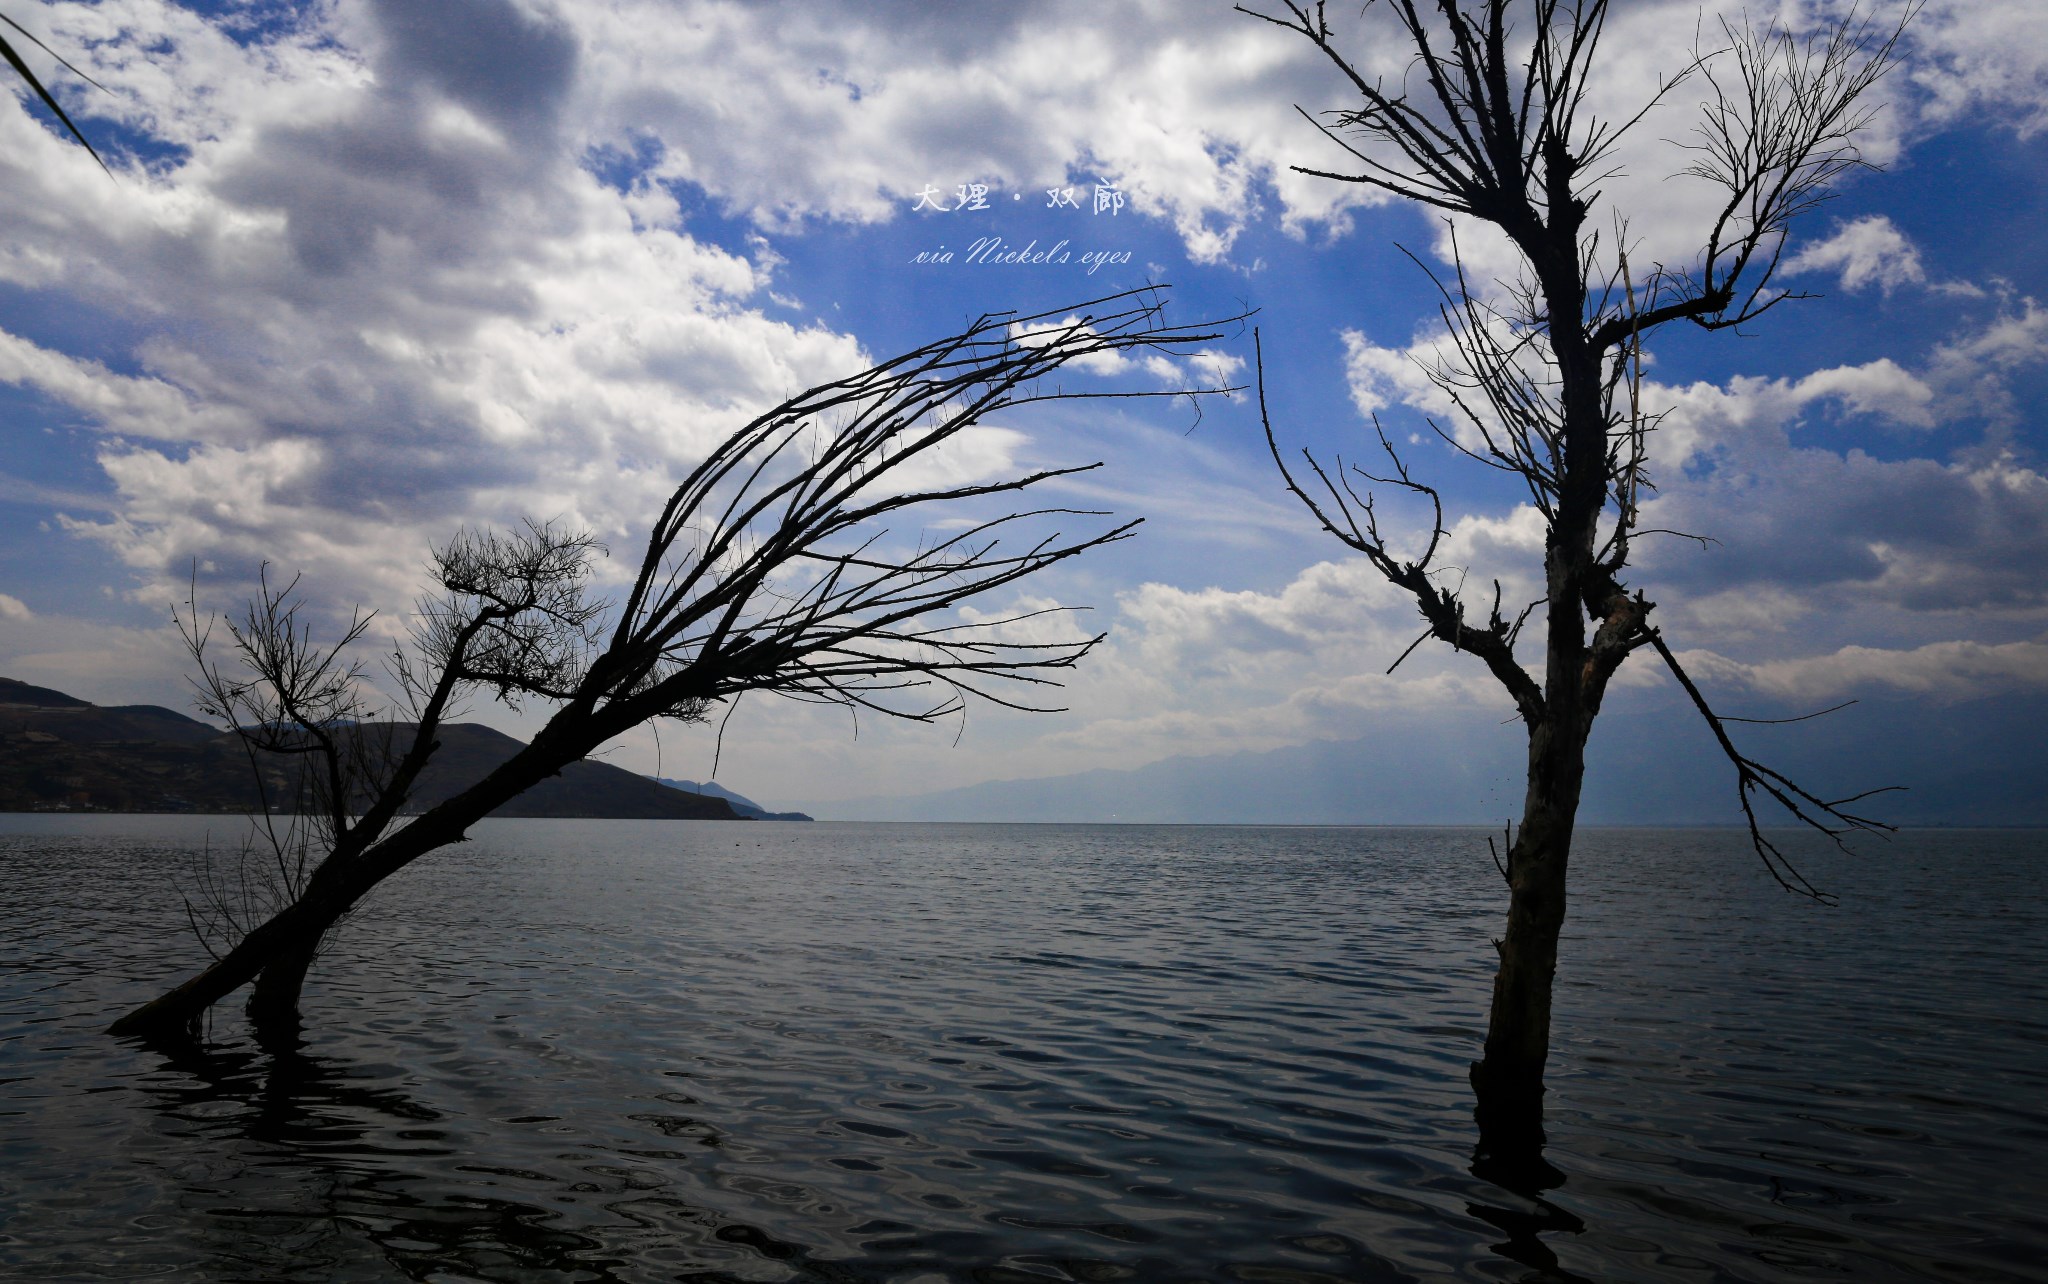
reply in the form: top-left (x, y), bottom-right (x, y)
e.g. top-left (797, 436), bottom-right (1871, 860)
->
top-left (0, 677), bottom-right (91, 709)
top-left (399, 726), bottom-right (740, 819)
top-left (654, 778), bottom-right (812, 821)
top-left (817, 714), bottom-right (1522, 824)
top-left (0, 677), bottom-right (743, 820)
top-left (814, 689), bottom-right (2048, 827)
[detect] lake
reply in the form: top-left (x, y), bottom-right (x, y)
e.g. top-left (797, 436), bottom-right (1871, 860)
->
top-left (2, 818), bottom-right (2042, 1282)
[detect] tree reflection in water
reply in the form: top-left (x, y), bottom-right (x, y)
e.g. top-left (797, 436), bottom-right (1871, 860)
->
top-left (124, 1026), bottom-right (853, 1283)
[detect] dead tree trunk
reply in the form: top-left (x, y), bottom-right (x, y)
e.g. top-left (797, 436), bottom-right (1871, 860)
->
top-left (1472, 724), bottom-right (1582, 1154)
top-left (246, 938), bottom-right (322, 1028)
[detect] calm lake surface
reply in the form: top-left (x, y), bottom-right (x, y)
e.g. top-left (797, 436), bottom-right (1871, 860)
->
top-left (1, 819), bottom-right (2042, 1282)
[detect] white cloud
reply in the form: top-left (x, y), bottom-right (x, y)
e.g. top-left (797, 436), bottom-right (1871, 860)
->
top-left (13, 0), bottom-right (1349, 636)
top-left (1629, 296), bottom-right (2048, 621)
top-left (551, 0), bottom-right (2043, 277)
top-left (1789, 360), bottom-right (1939, 427)
top-left (1187, 347), bottom-right (1245, 391)
top-left (1638, 440), bottom-right (2048, 618)
top-left (1341, 328), bottom-right (1452, 422)
top-left (564, 0), bottom-right (1385, 262)
top-left (1345, 326), bottom-right (1939, 479)
top-left (1786, 215), bottom-right (1927, 294)
top-left (1922, 296), bottom-right (2048, 428)
top-left (1681, 638), bottom-right (2048, 703)
top-left (1330, 289), bottom-right (2048, 639)
top-left (0, 607), bottom-right (192, 707)
top-left (1907, 0), bottom-right (2048, 137)
top-left (1010, 316), bottom-right (1133, 376)
top-left (1030, 552), bottom-right (1533, 765)
top-left (1, 0), bottom-right (2043, 813)
top-left (1663, 586), bottom-right (1812, 640)
top-left (4, 0), bottom-right (884, 621)
top-left (0, 331), bottom-right (262, 442)
top-left (0, 593), bottom-right (32, 621)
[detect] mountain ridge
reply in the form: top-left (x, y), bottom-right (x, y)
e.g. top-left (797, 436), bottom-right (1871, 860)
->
top-left (653, 778), bottom-right (813, 822)
top-left (0, 677), bottom-right (743, 820)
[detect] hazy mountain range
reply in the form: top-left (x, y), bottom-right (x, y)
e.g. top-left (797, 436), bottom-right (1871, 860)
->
top-left (812, 690), bottom-right (2048, 827)
top-left (9, 673), bottom-right (2038, 827)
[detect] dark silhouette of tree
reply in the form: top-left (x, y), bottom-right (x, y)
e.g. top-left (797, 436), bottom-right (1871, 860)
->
top-left (110, 291), bottom-right (1236, 1040)
top-left (2, 10), bottom-right (106, 168)
top-left (1238, 0), bottom-right (1908, 1171)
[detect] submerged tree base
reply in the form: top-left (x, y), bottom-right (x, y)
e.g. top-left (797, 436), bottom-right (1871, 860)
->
top-left (1469, 1060), bottom-right (1563, 1191)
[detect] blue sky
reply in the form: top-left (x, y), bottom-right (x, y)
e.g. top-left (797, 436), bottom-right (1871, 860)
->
top-left (1, 0), bottom-right (2043, 820)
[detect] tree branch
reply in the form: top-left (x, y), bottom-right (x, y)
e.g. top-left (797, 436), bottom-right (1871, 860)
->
top-left (1648, 631), bottom-right (1899, 902)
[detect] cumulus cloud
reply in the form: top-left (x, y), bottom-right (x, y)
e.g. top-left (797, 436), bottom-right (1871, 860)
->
top-left (1786, 215), bottom-right (1928, 294)
top-left (1661, 586), bottom-right (1812, 640)
top-left (1642, 358), bottom-right (1938, 475)
top-left (1921, 296), bottom-right (2048, 429)
top-left (1338, 287), bottom-right (2048, 618)
top-left (1681, 638), bottom-right (2048, 703)
top-left (1010, 316), bottom-right (1137, 376)
top-left (0, 333), bottom-right (263, 442)
top-left (564, 0), bottom-right (1387, 261)
top-left (0, 0), bottom-right (905, 619)
top-left (1020, 532), bottom-right (1558, 769)
top-left (1908, 0), bottom-right (2048, 137)
top-left (1346, 321), bottom-right (1940, 479)
top-left (203, 0), bottom-right (2023, 282)
top-left (0, 0), bottom-right (2042, 810)
top-left (1637, 445), bottom-right (2048, 614)
top-left (1624, 299), bottom-right (2048, 617)
top-left (0, 593), bottom-right (32, 621)
top-left (1342, 328), bottom-right (1453, 422)
top-left (583, 549), bottom-right (1516, 800)
top-left (1186, 347), bottom-right (1245, 392)
top-left (10, 0), bottom-right (1358, 631)
top-left (711, 494), bottom-right (1537, 791)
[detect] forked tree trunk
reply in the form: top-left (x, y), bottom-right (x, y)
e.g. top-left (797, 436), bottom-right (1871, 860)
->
top-left (109, 891), bottom-right (347, 1037)
top-left (108, 715), bottom-right (608, 1039)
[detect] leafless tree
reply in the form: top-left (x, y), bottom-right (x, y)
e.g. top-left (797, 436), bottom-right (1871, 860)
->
top-left (110, 290), bottom-right (1237, 1039)
top-left (170, 566), bottom-right (389, 978)
top-left (1238, 0), bottom-right (1909, 1168)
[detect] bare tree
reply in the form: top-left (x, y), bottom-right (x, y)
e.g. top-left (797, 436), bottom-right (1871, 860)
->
top-left (1238, 0), bottom-right (1908, 1168)
top-left (169, 566), bottom-right (391, 988)
top-left (110, 291), bottom-right (1236, 1040)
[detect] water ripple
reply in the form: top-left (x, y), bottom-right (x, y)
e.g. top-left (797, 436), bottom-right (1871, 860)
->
top-left (2, 817), bottom-right (2042, 1281)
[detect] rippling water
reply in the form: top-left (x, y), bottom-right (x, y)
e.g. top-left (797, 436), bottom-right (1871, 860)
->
top-left (2, 818), bottom-right (2042, 1282)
